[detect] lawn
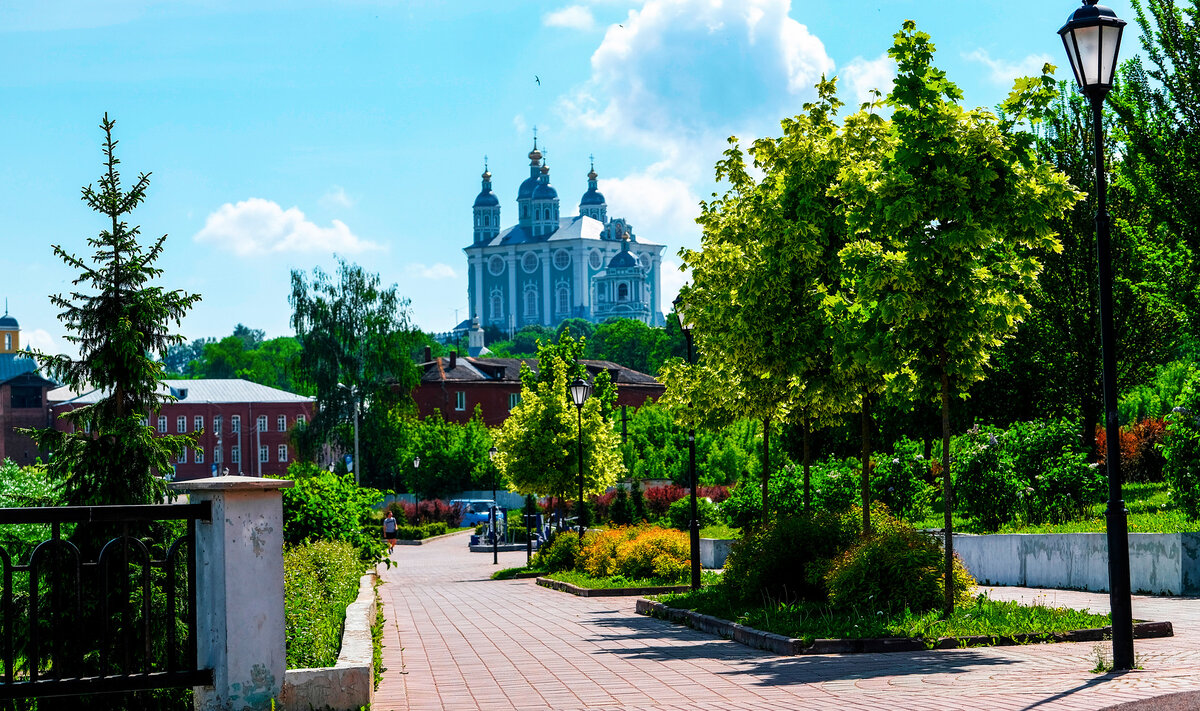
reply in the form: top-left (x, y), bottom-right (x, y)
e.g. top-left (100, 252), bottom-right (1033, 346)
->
top-left (544, 570), bottom-right (723, 589)
top-left (654, 586), bottom-right (1112, 645)
top-left (915, 482), bottom-right (1200, 534)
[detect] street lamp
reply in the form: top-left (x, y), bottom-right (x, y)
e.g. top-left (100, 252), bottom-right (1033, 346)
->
top-left (569, 377), bottom-right (592, 536)
top-left (1059, 0), bottom-right (1132, 670)
top-left (673, 293), bottom-right (701, 591)
top-left (489, 445), bottom-right (499, 565)
top-left (337, 382), bottom-right (361, 487)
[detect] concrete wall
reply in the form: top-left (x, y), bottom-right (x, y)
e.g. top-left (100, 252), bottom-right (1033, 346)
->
top-left (700, 538), bottom-right (734, 570)
top-left (280, 572), bottom-right (377, 711)
top-left (954, 532), bottom-right (1200, 596)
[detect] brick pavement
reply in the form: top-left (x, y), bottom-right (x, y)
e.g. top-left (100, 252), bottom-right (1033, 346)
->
top-left (375, 532), bottom-right (1200, 711)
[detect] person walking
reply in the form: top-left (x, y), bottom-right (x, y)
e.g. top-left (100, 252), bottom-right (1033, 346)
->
top-left (383, 509), bottom-right (398, 554)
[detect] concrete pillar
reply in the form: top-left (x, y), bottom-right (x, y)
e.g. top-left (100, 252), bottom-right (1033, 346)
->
top-left (171, 476), bottom-right (294, 711)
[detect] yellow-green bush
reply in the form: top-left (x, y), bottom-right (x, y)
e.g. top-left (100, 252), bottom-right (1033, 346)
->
top-left (577, 527), bottom-right (641, 578)
top-left (284, 539), bottom-right (364, 668)
top-left (614, 527), bottom-right (690, 582)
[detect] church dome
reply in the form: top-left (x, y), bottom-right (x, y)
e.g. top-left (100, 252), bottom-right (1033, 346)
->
top-left (0, 314), bottom-right (17, 329)
top-left (532, 181), bottom-right (558, 200)
top-left (580, 188), bottom-right (606, 206)
top-left (608, 242), bottom-right (641, 269)
top-left (474, 189), bottom-right (499, 207)
top-left (518, 176), bottom-right (539, 200)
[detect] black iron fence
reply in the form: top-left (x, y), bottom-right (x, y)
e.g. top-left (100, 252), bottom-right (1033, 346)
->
top-left (0, 502), bottom-right (213, 700)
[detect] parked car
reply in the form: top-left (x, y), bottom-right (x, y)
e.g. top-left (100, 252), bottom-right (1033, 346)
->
top-left (449, 499), bottom-right (504, 527)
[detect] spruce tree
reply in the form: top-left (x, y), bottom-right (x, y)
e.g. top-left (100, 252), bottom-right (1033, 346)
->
top-left (25, 114), bottom-right (200, 506)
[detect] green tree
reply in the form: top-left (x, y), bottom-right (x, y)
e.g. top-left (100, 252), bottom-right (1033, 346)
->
top-left (835, 23), bottom-right (1081, 614)
top-left (289, 259), bottom-right (420, 485)
top-left (23, 115), bottom-right (200, 506)
top-left (588, 318), bottom-right (669, 374)
top-left (403, 408), bottom-right (496, 499)
top-left (494, 333), bottom-right (623, 512)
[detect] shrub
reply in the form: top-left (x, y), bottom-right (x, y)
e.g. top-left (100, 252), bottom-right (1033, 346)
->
top-left (953, 427), bottom-right (1022, 531)
top-left (720, 478), bottom-right (764, 529)
top-left (665, 496), bottom-right (720, 530)
top-left (533, 531), bottom-right (581, 572)
top-left (720, 508), bottom-right (860, 605)
top-left (577, 527), bottom-right (641, 578)
top-left (630, 479), bottom-right (647, 522)
top-left (592, 490), bottom-right (617, 522)
top-left (643, 484), bottom-right (688, 519)
top-left (614, 527), bottom-right (690, 582)
top-left (810, 457), bottom-right (861, 513)
top-left (824, 517), bottom-right (975, 613)
top-left (609, 487), bottom-right (634, 526)
top-left (284, 539), bottom-right (364, 668)
top-left (282, 463), bottom-right (384, 560)
top-left (1098, 419), bottom-right (1167, 483)
top-left (697, 485), bottom-right (731, 503)
top-left (1163, 373), bottom-right (1200, 518)
top-left (871, 438), bottom-right (936, 522)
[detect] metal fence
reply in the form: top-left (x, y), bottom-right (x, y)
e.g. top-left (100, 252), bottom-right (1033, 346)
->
top-left (0, 502), bottom-right (214, 700)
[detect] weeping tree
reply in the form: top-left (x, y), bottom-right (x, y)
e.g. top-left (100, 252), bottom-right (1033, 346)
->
top-left (24, 114), bottom-right (199, 506)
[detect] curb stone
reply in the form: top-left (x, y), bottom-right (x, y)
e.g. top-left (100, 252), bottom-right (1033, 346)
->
top-left (634, 599), bottom-right (1174, 656)
top-left (537, 577), bottom-right (690, 597)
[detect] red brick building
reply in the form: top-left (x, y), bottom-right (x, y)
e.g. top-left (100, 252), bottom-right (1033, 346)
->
top-left (413, 351), bottom-right (664, 427)
top-left (50, 379), bottom-right (314, 481)
top-left (0, 315), bottom-right (56, 466)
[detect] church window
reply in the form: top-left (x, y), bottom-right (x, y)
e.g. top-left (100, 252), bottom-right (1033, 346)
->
top-left (589, 250), bottom-right (603, 270)
top-left (483, 214), bottom-right (490, 227)
top-left (617, 283), bottom-right (629, 301)
top-left (522, 205), bottom-right (528, 218)
top-left (557, 287), bottom-right (570, 314)
top-left (535, 207), bottom-right (541, 221)
top-left (598, 283), bottom-right (608, 301)
top-left (490, 294), bottom-right (503, 320)
top-left (553, 250), bottom-right (570, 270)
top-left (488, 256), bottom-right (505, 276)
top-left (524, 289), bottom-right (539, 318)
top-left (522, 252), bottom-right (539, 273)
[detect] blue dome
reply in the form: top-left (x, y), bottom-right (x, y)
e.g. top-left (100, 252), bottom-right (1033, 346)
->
top-left (518, 176), bottom-right (539, 200)
top-left (474, 190), bottom-right (499, 207)
top-left (580, 188), bottom-right (606, 206)
top-left (0, 315), bottom-right (17, 329)
top-left (532, 182), bottom-right (558, 200)
top-left (608, 248), bottom-right (641, 269)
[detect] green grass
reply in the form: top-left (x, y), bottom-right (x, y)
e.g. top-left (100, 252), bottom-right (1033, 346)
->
top-left (544, 569), bottom-right (723, 589)
top-left (913, 482), bottom-right (1200, 534)
top-left (653, 586), bottom-right (1111, 645)
top-left (492, 565), bottom-right (543, 580)
top-left (699, 523), bottom-right (741, 539)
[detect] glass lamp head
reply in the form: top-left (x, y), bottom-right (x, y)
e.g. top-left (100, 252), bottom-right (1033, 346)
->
top-left (1059, 0), bottom-right (1126, 100)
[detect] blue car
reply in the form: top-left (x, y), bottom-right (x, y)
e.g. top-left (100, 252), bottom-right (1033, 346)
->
top-left (450, 499), bottom-right (504, 527)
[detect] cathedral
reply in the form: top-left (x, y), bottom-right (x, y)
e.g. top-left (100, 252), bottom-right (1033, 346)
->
top-left (464, 140), bottom-right (665, 339)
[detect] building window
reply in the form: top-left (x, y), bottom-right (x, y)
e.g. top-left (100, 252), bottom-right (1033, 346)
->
top-left (554, 249), bottom-right (571, 270)
top-left (483, 214), bottom-right (490, 227)
top-left (296, 415), bottom-right (306, 427)
top-left (259, 445), bottom-right (269, 463)
top-left (177, 416), bottom-right (186, 433)
top-left (278, 445), bottom-right (288, 462)
top-left (508, 393), bottom-right (520, 411)
top-left (488, 256), bottom-right (505, 276)
top-left (195, 447), bottom-right (204, 465)
top-left (455, 391), bottom-right (466, 411)
top-left (490, 294), bottom-right (504, 320)
top-left (232, 446), bottom-right (241, 464)
top-left (257, 415), bottom-right (267, 433)
top-left (10, 386), bottom-right (41, 409)
top-left (83, 422), bottom-right (91, 434)
top-left (158, 416), bottom-right (167, 433)
top-left (522, 252), bottom-right (539, 274)
top-left (618, 283), bottom-right (630, 301)
top-left (557, 287), bottom-right (570, 314)
top-left (589, 250), bottom-right (603, 270)
top-left (178, 449), bottom-right (187, 464)
top-left (524, 289), bottom-right (538, 318)
top-left (275, 415), bottom-right (285, 432)
top-left (140, 417), bottom-right (149, 428)
top-left (214, 446), bottom-right (222, 463)
top-left (194, 416), bottom-right (203, 432)
top-left (231, 415), bottom-right (240, 434)
top-left (214, 415), bottom-right (222, 435)
top-left (3, 334), bottom-right (9, 350)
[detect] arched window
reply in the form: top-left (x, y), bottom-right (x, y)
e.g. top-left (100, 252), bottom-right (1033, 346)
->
top-left (522, 205), bottom-right (528, 218)
top-left (535, 207), bottom-right (541, 221)
top-left (491, 294), bottom-right (504, 320)
top-left (557, 287), bottom-right (570, 314)
top-left (483, 214), bottom-right (490, 227)
top-left (524, 289), bottom-right (539, 318)
top-left (617, 283), bottom-right (629, 301)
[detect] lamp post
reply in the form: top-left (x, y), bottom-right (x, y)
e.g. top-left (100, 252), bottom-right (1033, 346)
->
top-left (569, 377), bottom-right (592, 536)
top-left (489, 445), bottom-right (499, 565)
top-left (337, 382), bottom-right (360, 487)
top-left (673, 294), bottom-right (701, 591)
top-left (412, 456), bottom-right (420, 501)
top-left (1059, 0), bottom-right (1132, 671)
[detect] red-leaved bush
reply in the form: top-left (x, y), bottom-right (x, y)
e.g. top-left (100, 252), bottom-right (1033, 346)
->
top-left (1097, 418), bottom-right (1167, 483)
top-left (392, 499), bottom-right (464, 527)
top-left (698, 485), bottom-right (731, 503)
top-left (643, 484), bottom-right (688, 518)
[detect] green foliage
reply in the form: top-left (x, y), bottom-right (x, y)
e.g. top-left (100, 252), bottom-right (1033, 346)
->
top-left (665, 496), bottom-right (719, 531)
top-left (403, 407), bottom-right (496, 498)
top-left (1121, 360), bottom-right (1195, 425)
top-left (284, 540), bottom-right (364, 668)
top-left (180, 330), bottom-right (310, 395)
top-left (394, 522), bottom-right (448, 540)
top-left (0, 461), bottom-right (64, 562)
top-left (1163, 369), bottom-right (1200, 518)
top-left (825, 518), bottom-right (975, 612)
top-left (609, 486), bottom-right (633, 526)
top-left (630, 478), bottom-right (647, 522)
top-left (587, 318), bottom-right (675, 376)
top-left (289, 258), bottom-right (420, 484)
top-left (23, 115), bottom-right (200, 506)
top-left (872, 439), bottom-right (936, 521)
top-left (281, 462), bottom-right (385, 561)
top-left (532, 530), bottom-right (581, 573)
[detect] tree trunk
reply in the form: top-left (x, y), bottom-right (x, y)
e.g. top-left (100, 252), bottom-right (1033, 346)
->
top-left (761, 417), bottom-right (771, 525)
top-left (861, 389), bottom-right (871, 535)
top-left (802, 416), bottom-right (812, 512)
top-left (940, 350), bottom-right (955, 618)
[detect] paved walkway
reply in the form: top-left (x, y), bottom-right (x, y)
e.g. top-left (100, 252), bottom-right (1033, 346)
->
top-left (375, 532), bottom-right (1200, 711)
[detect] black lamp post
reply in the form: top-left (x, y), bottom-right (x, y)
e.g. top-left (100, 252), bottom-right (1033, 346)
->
top-left (673, 293), bottom-right (701, 591)
top-left (1059, 0), bottom-right (1132, 671)
top-left (489, 445), bottom-right (499, 565)
top-left (412, 456), bottom-right (420, 500)
top-left (569, 377), bottom-right (592, 536)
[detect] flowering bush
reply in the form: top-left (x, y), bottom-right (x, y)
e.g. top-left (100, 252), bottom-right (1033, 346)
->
top-left (391, 499), bottom-right (464, 527)
top-left (871, 438), bottom-right (936, 522)
top-left (572, 526), bottom-right (691, 583)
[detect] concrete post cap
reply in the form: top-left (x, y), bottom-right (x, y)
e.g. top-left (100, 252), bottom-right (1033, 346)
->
top-left (169, 475), bottom-right (295, 492)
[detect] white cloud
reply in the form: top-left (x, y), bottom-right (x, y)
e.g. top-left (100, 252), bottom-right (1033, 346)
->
top-left (544, 5), bottom-right (595, 30)
top-left (405, 263), bottom-right (458, 280)
top-left (513, 114), bottom-right (528, 137)
top-left (194, 198), bottom-right (381, 256)
top-left (841, 53), bottom-right (895, 107)
top-left (23, 328), bottom-right (70, 358)
top-left (966, 49), bottom-right (1055, 86)
top-left (559, 0), bottom-right (833, 163)
top-left (319, 186), bottom-right (355, 209)
top-left (599, 170), bottom-right (701, 250)
top-left (660, 259), bottom-right (689, 313)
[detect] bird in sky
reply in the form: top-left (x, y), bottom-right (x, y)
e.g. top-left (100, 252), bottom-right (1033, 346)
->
top-left (535, 75), bottom-right (541, 86)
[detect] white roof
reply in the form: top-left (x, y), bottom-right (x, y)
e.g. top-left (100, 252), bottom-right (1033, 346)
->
top-left (49, 379), bottom-right (313, 406)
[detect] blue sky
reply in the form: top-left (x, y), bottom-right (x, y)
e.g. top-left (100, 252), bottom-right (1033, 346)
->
top-left (0, 0), bottom-right (1140, 356)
